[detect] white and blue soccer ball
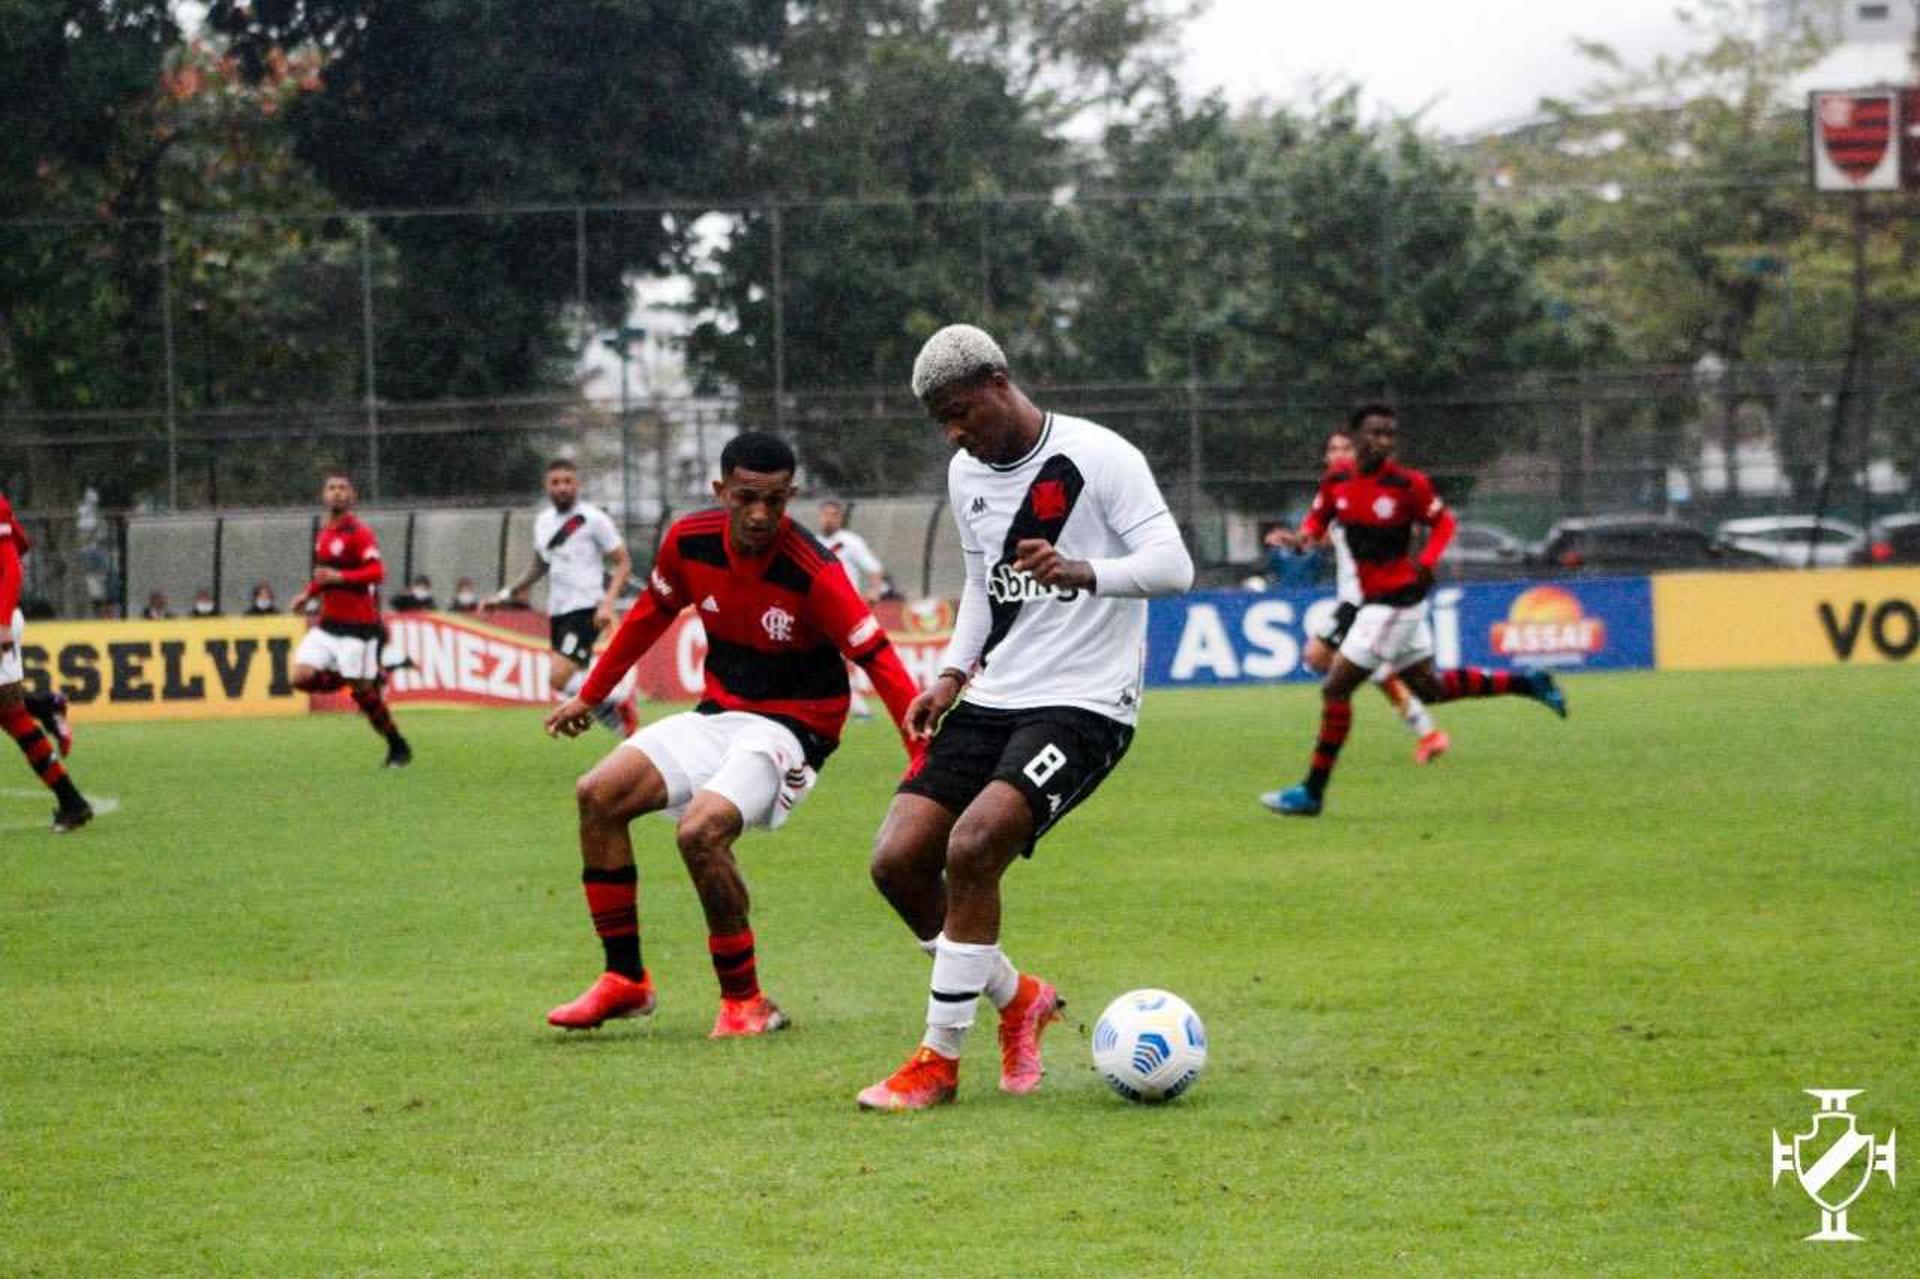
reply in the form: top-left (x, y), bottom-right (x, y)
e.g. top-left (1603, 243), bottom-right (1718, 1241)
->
top-left (1092, 989), bottom-right (1208, 1103)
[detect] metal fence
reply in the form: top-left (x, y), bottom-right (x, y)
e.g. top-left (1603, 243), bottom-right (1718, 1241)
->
top-left (6, 187), bottom-right (1919, 613)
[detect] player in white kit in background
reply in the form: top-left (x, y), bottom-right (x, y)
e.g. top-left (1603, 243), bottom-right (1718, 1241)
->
top-left (857, 324), bottom-right (1194, 1112)
top-left (1268, 427), bottom-right (1448, 763)
top-left (489, 459), bottom-right (639, 735)
top-left (818, 499), bottom-right (886, 719)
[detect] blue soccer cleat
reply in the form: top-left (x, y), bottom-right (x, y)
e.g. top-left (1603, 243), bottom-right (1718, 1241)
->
top-left (1259, 784), bottom-right (1322, 817)
top-left (1523, 670), bottom-right (1568, 719)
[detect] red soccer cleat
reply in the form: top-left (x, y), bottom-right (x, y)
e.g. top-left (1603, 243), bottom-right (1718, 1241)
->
top-left (857, 1046), bottom-right (960, 1112)
top-left (710, 994), bottom-right (790, 1039)
top-left (546, 971), bottom-right (656, 1030)
top-left (997, 974), bottom-right (1064, 1095)
top-left (1414, 730), bottom-right (1451, 765)
top-left (616, 695), bottom-right (640, 737)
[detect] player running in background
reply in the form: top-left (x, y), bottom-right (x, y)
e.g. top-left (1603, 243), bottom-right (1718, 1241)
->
top-left (1260, 405), bottom-right (1565, 817)
top-left (817, 499), bottom-right (885, 719)
top-left (488, 459), bottom-right (638, 736)
top-left (0, 493), bottom-right (93, 832)
top-left (857, 324), bottom-right (1194, 1112)
top-left (1268, 426), bottom-right (1449, 763)
top-left (543, 433), bottom-right (924, 1039)
top-left (288, 474), bottom-right (412, 768)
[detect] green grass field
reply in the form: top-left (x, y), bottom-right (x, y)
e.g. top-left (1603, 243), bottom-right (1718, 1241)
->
top-left (3, 668), bottom-right (1916, 1277)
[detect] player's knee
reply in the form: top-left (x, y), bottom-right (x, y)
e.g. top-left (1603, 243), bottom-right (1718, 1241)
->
top-left (674, 811), bottom-right (732, 864)
top-left (869, 839), bottom-right (914, 898)
top-left (945, 818), bottom-right (1017, 887)
top-left (575, 773), bottom-right (620, 823)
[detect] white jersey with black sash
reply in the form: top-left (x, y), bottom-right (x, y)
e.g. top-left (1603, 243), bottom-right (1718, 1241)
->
top-left (533, 500), bottom-right (622, 616)
top-left (941, 413), bottom-right (1189, 727)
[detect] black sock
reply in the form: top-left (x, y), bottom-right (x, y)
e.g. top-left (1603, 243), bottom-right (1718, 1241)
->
top-left (53, 777), bottom-right (85, 810)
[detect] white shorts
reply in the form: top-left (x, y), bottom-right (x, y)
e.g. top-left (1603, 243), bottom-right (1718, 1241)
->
top-left (623, 710), bottom-right (817, 830)
top-left (1339, 601), bottom-right (1435, 674)
top-left (0, 609), bottom-right (23, 685)
top-left (295, 626), bottom-right (381, 681)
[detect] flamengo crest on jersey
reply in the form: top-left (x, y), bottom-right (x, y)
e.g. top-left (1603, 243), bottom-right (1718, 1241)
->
top-left (951, 413), bottom-right (1169, 725)
top-left (534, 500), bottom-right (621, 616)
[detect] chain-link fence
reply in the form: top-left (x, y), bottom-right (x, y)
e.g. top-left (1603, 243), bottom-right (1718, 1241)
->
top-left (7, 187), bottom-right (1918, 615)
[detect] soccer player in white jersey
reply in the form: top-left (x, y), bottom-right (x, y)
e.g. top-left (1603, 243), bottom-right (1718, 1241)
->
top-left (1271, 428), bottom-right (1449, 763)
top-left (490, 459), bottom-right (638, 735)
top-left (857, 324), bottom-right (1195, 1112)
top-left (818, 499), bottom-right (885, 719)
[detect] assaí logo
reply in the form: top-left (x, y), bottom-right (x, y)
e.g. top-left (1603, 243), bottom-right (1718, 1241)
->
top-left (987, 561), bottom-right (1079, 604)
top-left (1489, 586), bottom-right (1606, 666)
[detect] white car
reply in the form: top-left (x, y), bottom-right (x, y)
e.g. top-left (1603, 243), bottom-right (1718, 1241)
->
top-left (1713, 516), bottom-right (1865, 567)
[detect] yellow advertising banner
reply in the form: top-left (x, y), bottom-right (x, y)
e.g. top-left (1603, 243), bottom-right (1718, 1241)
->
top-left (13, 616), bottom-right (308, 722)
top-left (1653, 567), bottom-right (1920, 669)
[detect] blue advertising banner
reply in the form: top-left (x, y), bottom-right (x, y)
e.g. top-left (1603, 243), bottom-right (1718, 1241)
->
top-left (1144, 576), bottom-right (1654, 687)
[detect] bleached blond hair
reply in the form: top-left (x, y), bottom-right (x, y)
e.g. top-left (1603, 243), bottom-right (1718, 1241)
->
top-left (910, 324), bottom-right (1008, 402)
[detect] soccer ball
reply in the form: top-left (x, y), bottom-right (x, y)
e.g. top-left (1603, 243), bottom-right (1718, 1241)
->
top-left (1091, 989), bottom-right (1208, 1103)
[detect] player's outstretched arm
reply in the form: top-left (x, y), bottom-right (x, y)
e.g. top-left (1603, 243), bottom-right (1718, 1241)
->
top-left (575, 591), bottom-right (674, 710)
top-left (1412, 482), bottom-right (1457, 591)
top-left (809, 560), bottom-right (927, 757)
top-left (488, 558), bottom-right (547, 610)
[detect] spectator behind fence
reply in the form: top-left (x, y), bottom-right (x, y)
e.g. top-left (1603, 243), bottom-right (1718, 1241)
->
top-left (1262, 522), bottom-right (1324, 589)
top-left (190, 589), bottom-right (220, 618)
top-left (392, 576), bottom-right (436, 612)
top-left (245, 581), bottom-right (278, 615)
top-left (449, 578), bottom-right (480, 612)
top-left (142, 591), bottom-right (172, 620)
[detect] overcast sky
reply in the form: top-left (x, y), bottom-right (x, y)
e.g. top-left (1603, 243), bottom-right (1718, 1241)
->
top-left (1178, 0), bottom-right (1696, 134)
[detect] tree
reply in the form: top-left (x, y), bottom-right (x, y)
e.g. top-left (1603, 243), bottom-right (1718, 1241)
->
top-left (1065, 89), bottom-right (1573, 512)
top-left (682, 0), bottom-right (1190, 492)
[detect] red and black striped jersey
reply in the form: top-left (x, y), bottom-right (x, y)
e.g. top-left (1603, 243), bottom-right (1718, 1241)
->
top-left (0, 494), bottom-right (28, 619)
top-left (582, 510), bottom-right (920, 767)
top-left (1301, 459), bottom-right (1457, 604)
top-left (308, 514), bottom-right (386, 631)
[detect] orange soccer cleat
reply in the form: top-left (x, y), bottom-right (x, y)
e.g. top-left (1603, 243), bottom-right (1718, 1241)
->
top-left (546, 971), bottom-right (656, 1030)
top-left (1414, 730), bottom-right (1451, 765)
top-left (997, 974), bottom-right (1064, 1095)
top-left (857, 1046), bottom-right (960, 1112)
top-left (709, 994), bottom-right (790, 1039)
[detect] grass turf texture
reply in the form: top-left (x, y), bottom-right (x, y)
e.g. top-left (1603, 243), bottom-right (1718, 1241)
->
top-left (2, 668), bottom-right (1915, 1277)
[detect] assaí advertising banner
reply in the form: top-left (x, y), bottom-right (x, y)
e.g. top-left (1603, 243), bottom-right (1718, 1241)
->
top-left (15, 615), bottom-right (307, 722)
top-left (1145, 577), bottom-right (1654, 687)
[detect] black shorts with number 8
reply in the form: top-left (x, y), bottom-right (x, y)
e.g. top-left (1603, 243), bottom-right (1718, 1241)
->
top-left (897, 701), bottom-right (1134, 855)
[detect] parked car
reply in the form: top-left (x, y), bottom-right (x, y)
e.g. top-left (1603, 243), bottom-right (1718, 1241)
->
top-left (1856, 513), bottom-right (1920, 566)
top-left (1441, 521), bottom-right (1527, 569)
top-left (1713, 515), bottom-right (1865, 568)
top-left (1530, 514), bottom-right (1775, 573)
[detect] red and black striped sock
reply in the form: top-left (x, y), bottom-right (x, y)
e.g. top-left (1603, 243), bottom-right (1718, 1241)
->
top-left (582, 866), bottom-right (643, 979)
top-left (1304, 698), bottom-right (1354, 799)
top-left (708, 929), bottom-right (760, 1001)
top-left (350, 685), bottom-right (401, 742)
top-left (4, 703), bottom-right (71, 793)
top-left (1438, 668), bottom-right (1520, 700)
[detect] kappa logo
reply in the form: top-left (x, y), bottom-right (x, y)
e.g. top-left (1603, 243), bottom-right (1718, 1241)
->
top-left (1771, 1089), bottom-right (1897, 1241)
top-left (701, 595), bottom-right (719, 614)
top-left (1372, 495), bottom-right (1397, 519)
top-left (969, 495), bottom-right (989, 517)
top-left (760, 605), bottom-right (795, 643)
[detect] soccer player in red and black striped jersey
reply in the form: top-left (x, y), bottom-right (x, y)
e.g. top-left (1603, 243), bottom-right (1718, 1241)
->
top-left (288, 474), bottom-right (411, 768)
top-left (0, 493), bottom-right (94, 832)
top-left (1261, 405), bottom-right (1567, 816)
top-left (543, 433), bottom-right (925, 1038)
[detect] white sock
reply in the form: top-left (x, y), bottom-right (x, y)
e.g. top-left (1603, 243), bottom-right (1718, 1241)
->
top-left (560, 670), bottom-right (586, 700)
top-left (923, 938), bottom-right (996, 1059)
top-left (918, 932), bottom-right (942, 959)
top-left (984, 948), bottom-right (1020, 1009)
top-left (1403, 694), bottom-right (1435, 737)
top-left (849, 688), bottom-right (872, 716)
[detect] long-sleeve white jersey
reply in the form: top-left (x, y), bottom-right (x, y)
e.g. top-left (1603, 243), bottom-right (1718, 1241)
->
top-left (940, 412), bottom-right (1193, 726)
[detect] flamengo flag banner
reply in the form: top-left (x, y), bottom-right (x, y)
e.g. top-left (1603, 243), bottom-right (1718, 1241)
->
top-left (1810, 91), bottom-right (1901, 191)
